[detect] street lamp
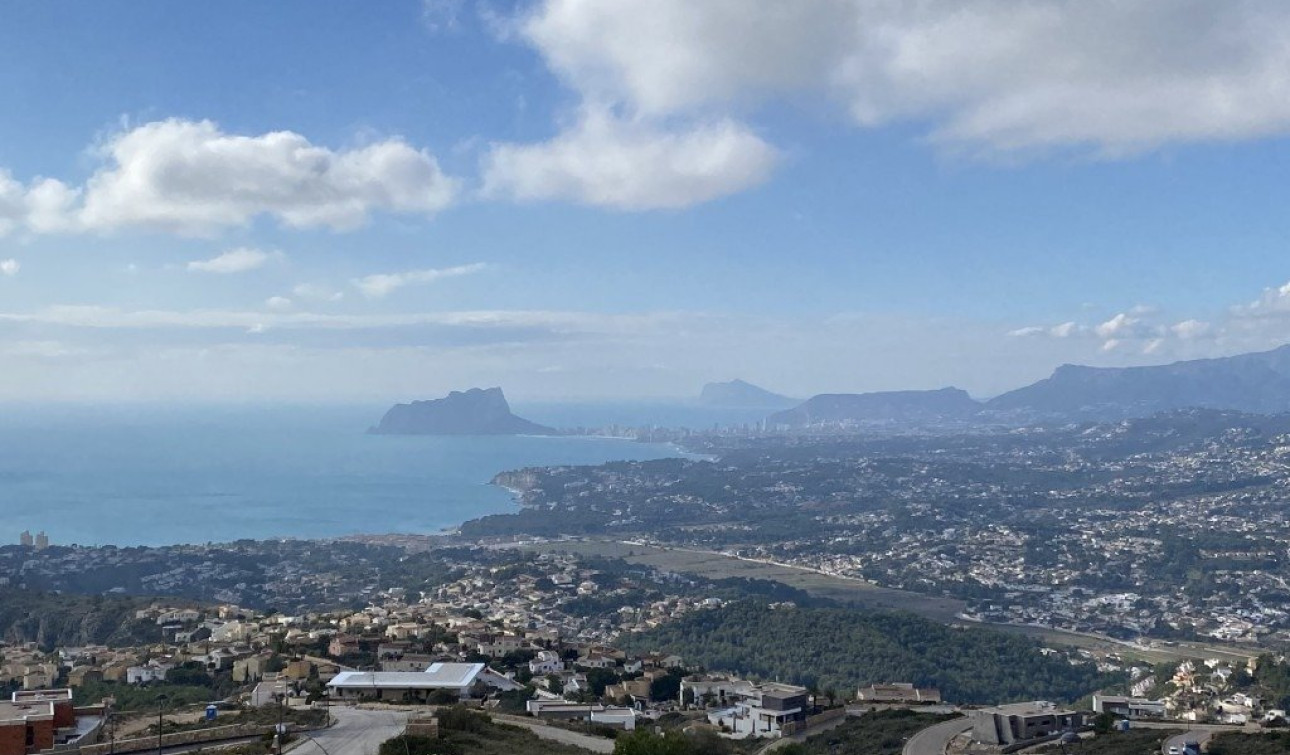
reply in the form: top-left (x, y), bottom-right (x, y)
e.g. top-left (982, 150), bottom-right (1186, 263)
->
top-left (155, 694), bottom-right (168, 755)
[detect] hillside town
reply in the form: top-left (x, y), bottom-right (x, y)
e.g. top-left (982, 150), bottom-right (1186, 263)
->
top-left (477, 412), bottom-right (1290, 647)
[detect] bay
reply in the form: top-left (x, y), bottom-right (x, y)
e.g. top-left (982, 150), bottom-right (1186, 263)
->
top-left (0, 404), bottom-right (694, 547)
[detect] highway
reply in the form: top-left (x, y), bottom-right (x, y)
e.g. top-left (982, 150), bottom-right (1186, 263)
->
top-left (902, 717), bottom-right (972, 755)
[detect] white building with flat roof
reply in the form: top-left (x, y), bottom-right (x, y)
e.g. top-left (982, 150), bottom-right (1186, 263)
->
top-left (327, 662), bottom-right (522, 702)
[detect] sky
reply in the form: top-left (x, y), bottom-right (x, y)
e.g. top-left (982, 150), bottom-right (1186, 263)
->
top-left (2, 0), bottom-right (1290, 402)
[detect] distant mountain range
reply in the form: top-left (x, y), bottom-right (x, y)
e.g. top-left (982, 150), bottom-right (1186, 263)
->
top-left (986, 344), bottom-right (1290, 419)
top-left (699, 379), bottom-right (796, 408)
top-left (371, 387), bottom-right (556, 435)
top-left (768, 387), bottom-right (979, 427)
top-left (768, 345), bottom-right (1290, 428)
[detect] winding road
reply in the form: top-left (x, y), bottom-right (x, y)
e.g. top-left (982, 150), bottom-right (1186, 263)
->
top-left (902, 717), bottom-right (972, 755)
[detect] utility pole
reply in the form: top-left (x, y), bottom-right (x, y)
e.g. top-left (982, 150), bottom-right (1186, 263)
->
top-left (155, 694), bottom-right (168, 755)
top-left (276, 692), bottom-right (285, 755)
top-left (106, 701), bottom-right (116, 755)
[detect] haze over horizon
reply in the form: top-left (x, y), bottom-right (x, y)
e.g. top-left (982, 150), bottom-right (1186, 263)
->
top-left (4, 1), bottom-right (1290, 402)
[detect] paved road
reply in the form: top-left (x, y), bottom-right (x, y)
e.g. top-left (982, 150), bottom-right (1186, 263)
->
top-left (291, 707), bottom-right (409, 755)
top-left (1162, 730), bottom-right (1210, 754)
top-left (490, 713), bottom-right (614, 753)
top-left (902, 717), bottom-right (972, 755)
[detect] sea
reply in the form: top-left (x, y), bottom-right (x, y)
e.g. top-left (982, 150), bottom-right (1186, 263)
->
top-left (0, 402), bottom-right (769, 548)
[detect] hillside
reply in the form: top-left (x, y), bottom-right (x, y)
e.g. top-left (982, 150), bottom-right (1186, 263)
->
top-left (0, 590), bottom-right (168, 648)
top-left (768, 387), bottom-right (981, 427)
top-left (989, 345), bottom-right (1290, 419)
top-left (634, 601), bottom-right (1112, 703)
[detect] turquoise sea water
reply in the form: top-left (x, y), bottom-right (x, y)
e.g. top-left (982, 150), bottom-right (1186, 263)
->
top-left (0, 404), bottom-right (709, 547)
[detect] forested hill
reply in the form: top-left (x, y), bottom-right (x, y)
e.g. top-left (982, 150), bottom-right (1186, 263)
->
top-left (635, 601), bottom-right (1113, 704)
top-left (0, 590), bottom-right (168, 649)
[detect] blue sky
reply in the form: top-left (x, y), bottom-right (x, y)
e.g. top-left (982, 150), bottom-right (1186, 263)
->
top-left (2, 0), bottom-right (1290, 402)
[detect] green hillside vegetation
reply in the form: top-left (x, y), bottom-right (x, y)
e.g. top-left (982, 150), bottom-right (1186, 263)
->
top-left (1033, 729), bottom-right (1180, 755)
top-left (380, 707), bottom-right (594, 755)
top-left (1208, 731), bottom-right (1290, 755)
top-left (779, 710), bottom-right (956, 755)
top-left (634, 602), bottom-right (1114, 703)
top-left (0, 589), bottom-right (168, 648)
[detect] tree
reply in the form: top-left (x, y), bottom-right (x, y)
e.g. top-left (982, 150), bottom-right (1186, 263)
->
top-left (649, 671), bottom-right (683, 702)
top-left (1092, 711), bottom-right (1118, 734)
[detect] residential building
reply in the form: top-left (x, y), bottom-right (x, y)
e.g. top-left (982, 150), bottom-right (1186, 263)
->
top-left (327, 663), bottom-right (522, 702)
top-left (857, 683), bottom-right (942, 704)
top-left (972, 702), bottom-right (1083, 746)
top-left (1092, 695), bottom-right (1166, 718)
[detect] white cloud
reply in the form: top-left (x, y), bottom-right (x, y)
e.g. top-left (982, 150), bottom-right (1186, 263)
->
top-left (265, 296), bottom-right (293, 311)
top-left (0, 259), bottom-right (19, 277)
top-left (187, 247), bottom-right (275, 274)
top-left (512, 1), bottom-right (1290, 157)
top-left (0, 119), bottom-right (459, 237)
top-left (352, 262), bottom-right (490, 299)
top-left (1049, 322), bottom-right (1081, 338)
top-left (291, 283), bottom-right (345, 302)
top-left (1008, 321), bottom-right (1083, 339)
top-left (1171, 319), bottom-right (1212, 339)
top-left (1095, 313), bottom-right (1140, 339)
top-left (482, 108), bottom-right (777, 209)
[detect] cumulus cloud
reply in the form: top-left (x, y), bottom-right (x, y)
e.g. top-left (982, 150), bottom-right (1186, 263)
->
top-left (511, 0), bottom-right (1290, 158)
top-left (265, 296), bottom-right (293, 311)
top-left (0, 119), bottom-right (458, 237)
top-left (0, 259), bottom-right (19, 277)
top-left (1005, 277), bottom-right (1290, 360)
top-left (187, 247), bottom-right (276, 274)
top-left (482, 108), bottom-right (778, 209)
top-left (352, 262), bottom-right (489, 299)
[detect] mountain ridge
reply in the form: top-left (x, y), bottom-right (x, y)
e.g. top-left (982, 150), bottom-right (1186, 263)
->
top-left (768, 387), bottom-right (981, 427)
top-left (699, 379), bottom-right (796, 408)
top-left (767, 344), bottom-right (1290, 427)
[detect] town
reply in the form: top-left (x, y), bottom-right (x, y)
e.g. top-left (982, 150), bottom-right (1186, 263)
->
top-left (0, 533), bottom-right (1288, 755)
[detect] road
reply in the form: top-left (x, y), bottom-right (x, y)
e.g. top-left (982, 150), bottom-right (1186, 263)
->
top-left (1162, 729), bottom-right (1211, 754)
top-left (490, 713), bottom-right (615, 753)
top-left (902, 717), bottom-right (972, 755)
top-left (290, 707), bottom-right (409, 755)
